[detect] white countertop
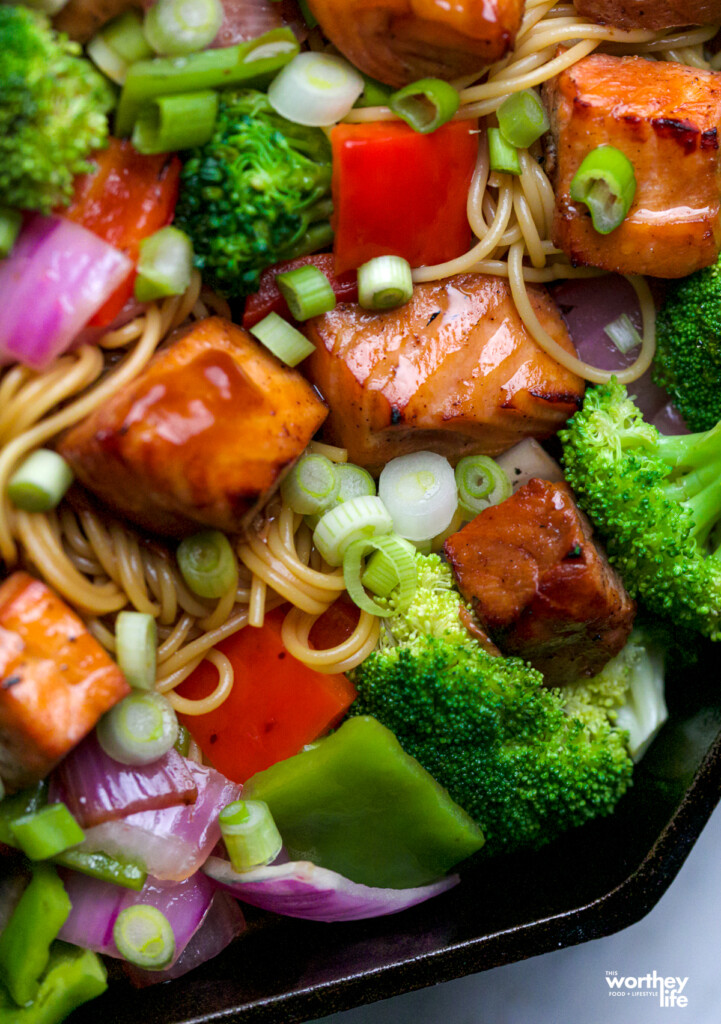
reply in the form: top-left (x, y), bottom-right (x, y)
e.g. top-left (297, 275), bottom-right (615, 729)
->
top-left (311, 800), bottom-right (721, 1024)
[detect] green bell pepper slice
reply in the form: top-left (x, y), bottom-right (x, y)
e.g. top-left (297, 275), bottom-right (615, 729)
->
top-left (0, 943), bottom-right (107, 1024)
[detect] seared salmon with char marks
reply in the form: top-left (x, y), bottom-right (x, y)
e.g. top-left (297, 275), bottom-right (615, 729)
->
top-left (444, 479), bottom-right (636, 686)
top-left (544, 53), bottom-right (721, 278)
top-left (59, 317), bottom-right (328, 537)
top-left (303, 274), bottom-right (584, 475)
top-left (573, 0), bottom-right (720, 30)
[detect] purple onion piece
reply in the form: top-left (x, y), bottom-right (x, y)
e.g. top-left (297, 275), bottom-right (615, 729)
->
top-left (203, 856), bottom-right (459, 922)
top-left (0, 214), bottom-right (132, 370)
top-left (59, 870), bottom-right (215, 967)
top-left (124, 892), bottom-right (245, 987)
top-left (76, 761), bottom-right (240, 881)
top-left (49, 733), bottom-right (198, 829)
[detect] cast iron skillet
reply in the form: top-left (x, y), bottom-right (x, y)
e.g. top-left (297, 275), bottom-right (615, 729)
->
top-left (68, 635), bottom-right (721, 1024)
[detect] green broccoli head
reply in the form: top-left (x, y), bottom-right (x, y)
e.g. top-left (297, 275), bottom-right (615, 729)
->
top-left (380, 552), bottom-right (474, 648)
top-left (654, 256), bottom-right (721, 432)
top-left (175, 89), bottom-right (333, 298)
top-left (349, 636), bottom-right (633, 857)
top-left (0, 5), bottom-right (113, 214)
top-left (560, 377), bottom-right (721, 639)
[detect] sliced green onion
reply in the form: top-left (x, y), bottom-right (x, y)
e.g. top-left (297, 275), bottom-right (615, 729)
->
top-left (132, 90), bottom-right (218, 155)
top-left (344, 534), bottom-right (417, 617)
top-left (280, 455), bottom-right (340, 516)
top-left (357, 256), bottom-right (413, 311)
top-left (497, 90), bottom-right (550, 149)
top-left (0, 207), bottom-right (22, 259)
top-left (378, 451), bottom-right (457, 542)
top-left (134, 227), bottom-right (194, 302)
top-left (174, 723), bottom-right (191, 758)
top-left (454, 455), bottom-right (511, 517)
top-left (7, 449), bottom-right (73, 513)
top-left (9, 804), bottom-right (85, 861)
top-left (313, 495), bottom-right (393, 567)
top-left (87, 12), bottom-right (153, 85)
top-left (569, 145), bottom-right (637, 235)
top-left (389, 77), bottom-right (459, 134)
top-left (297, 0), bottom-right (318, 28)
top-left (268, 51), bottom-right (364, 128)
top-left (115, 611), bottom-right (157, 691)
top-left (355, 74), bottom-right (391, 109)
top-left (97, 691), bottom-right (179, 766)
top-left (603, 312), bottom-right (642, 354)
top-left (116, 28), bottom-right (299, 136)
top-left (276, 265), bottom-right (337, 321)
top-left (113, 905), bottom-right (175, 970)
top-left (336, 463), bottom-right (376, 503)
top-left (360, 535), bottom-right (415, 598)
top-left (177, 529), bottom-right (238, 599)
top-left (488, 127), bottom-right (521, 176)
top-left (249, 312), bottom-right (316, 367)
top-left (144, 0), bottom-right (224, 56)
top-left (219, 800), bottom-right (283, 872)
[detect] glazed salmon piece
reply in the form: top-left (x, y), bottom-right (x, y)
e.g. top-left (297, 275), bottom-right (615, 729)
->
top-left (306, 0), bottom-right (524, 87)
top-left (443, 479), bottom-right (636, 686)
top-left (573, 0), bottom-right (720, 30)
top-left (59, 317), bottom-right (328, 536)
top-left (54, 0), bottom-right (138, 41)
top-left (0, 572), bottom-right (129, 792)
top-left (544, 54), bottom-right (721, 278)
top-left (303, 274), bottom-right (584, 474)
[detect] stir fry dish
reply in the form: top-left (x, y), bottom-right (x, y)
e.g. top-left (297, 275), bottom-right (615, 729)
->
top-left (1, 0), bottom-right (721, 1017)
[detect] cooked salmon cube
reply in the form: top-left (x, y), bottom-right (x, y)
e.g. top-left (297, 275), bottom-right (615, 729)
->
top-left (573, 0), bottom-right (720, 30)
top-left (0, 572), bottom-right (129, 792)
top-left (59, 317), bottom-right (328, 536)
top-left (544, 54), bottom-right (721, 278)
top-left (303, 274), bottom-right (584, 474)
top-left (443, 479), bottom-right (636, 685)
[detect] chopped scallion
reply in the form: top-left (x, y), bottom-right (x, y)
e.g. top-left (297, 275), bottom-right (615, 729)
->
top-left (87, 12), bottom-right (153, 84)
top-left (569, 145), bottom-right (637, 235)
top-left (603, 312), bottom-right (642, 354)
top-left (0, 207), bottom-right (22, 259)
top-left (355, 74), bottom-right (391, 109)
top-left (177, 529), bottom-right (238, 599)
top-left (249, 312), bottom-right (316, 366)
top-left (97, 691), bottom-right (179, 766)
top-left (7, 449), bottom-right (73, 513)
top-left (389, 77), bottom-right (459, 134)
top-left (219, 800), bottom-right (283, 872)
top-left (497, 89), bottom-right (550, 149)
top-left (174, 723), bottom-right (191, 758)
top-left (113, 905), bottom-right (175, 970)
top-left (488, 127), bottom-right (521, 176)
top-left (115, 611), bottom-right (157, 691)
top-left (9, 803), bottom-right (85, 861)
top-left (280, 454), bottom-right (340, 516)
top-left (454, 455), bottom-right (511, 517)
top-left (132, 90), bottom-right (219, 154)
top-left (144, 0), bottom-right (224, 56)
top-left (360, 535), bottom-right (416, 598)
top-left (268, 51), bottom-right (364, 127)
top-left (336, 463), bottom-right (376, 503)
top-left (357, 256), bottom-right (413, 311)
top-left (378, 451), bottom-right (457, 542)
top-left (312, 495), bottom-right (393, 567)
top-left (276, 265), bottom-right (337, 321)
top-left (134, 226), bottom-right (194, 302)
top-left (344, 533), bottom-right (417, 617)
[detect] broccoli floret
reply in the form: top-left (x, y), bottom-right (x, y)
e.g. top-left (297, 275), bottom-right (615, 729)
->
top-left (350, 635), bottom-right (633, 857)
top-left (564, 631), bottom-right (667, 762)
top-left (561, 377), bottom-right (721, 638)
top-left (175, 89), bottom-right (333, 298)
top-left (0, 5), bottom-right (113, 214)
top-left (380, 552), bottom-right (474, 647)
top-left (654, 255), bottom-right (721, 431)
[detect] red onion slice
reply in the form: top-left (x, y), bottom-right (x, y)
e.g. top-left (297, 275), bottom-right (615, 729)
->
top-left (49, 734), bottom-right (198, 829)
top-left (59, 870), bottom-right (216, 967)
top-left (203, 855), bottom-right (459, 922)
top-left (76, 761), bottom-right (240, 880)
top-left (0, 215), bottom-right (132, 370)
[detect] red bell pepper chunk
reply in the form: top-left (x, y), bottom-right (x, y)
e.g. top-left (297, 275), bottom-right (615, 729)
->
top-left (176, 608), bottom-right (357, 784)
top-left (242, 253), bottom-right (359, 329)
top-left (330, 119), bottom-right (478, 275)
top-left (64, 140), bottom-right (182, 327)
